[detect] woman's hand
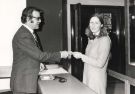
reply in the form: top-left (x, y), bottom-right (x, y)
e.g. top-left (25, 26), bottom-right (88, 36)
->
top-left (72, 52), bottom-right (83, 59)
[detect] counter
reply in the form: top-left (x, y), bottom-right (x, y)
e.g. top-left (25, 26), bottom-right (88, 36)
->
top-left (38, 73), bottom-right (97, 94)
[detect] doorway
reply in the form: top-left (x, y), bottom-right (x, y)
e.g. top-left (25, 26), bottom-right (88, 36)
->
top-left (70, 4), bottom-right (125, 81)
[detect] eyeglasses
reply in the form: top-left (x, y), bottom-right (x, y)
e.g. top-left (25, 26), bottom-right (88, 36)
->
top-left (32, 16), bottom-right (41, 21)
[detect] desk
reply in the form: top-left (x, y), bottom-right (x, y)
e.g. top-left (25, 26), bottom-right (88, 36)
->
top-left (0, 66), bottom-right (11, 91)
top-left (38, 73), bottom-right (97, 94)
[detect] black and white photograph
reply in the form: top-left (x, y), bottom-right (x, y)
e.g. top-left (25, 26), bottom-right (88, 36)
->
top-left (0, 0), bottom-right (134, 94)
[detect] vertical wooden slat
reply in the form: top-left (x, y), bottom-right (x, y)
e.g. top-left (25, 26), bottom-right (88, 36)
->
top-left (125, 80), bottom-right (130, 94)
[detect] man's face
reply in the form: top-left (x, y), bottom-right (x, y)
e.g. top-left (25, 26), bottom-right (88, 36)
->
top-left (28, 10), bottom-right (41, 30)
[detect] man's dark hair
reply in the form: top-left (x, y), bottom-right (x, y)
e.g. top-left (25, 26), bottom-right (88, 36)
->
top-left (21, 7), bottom-right (43, 23)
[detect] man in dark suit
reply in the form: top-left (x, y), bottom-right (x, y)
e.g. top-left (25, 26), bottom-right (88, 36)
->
top-left (10, 7), bottom-right (69, 94)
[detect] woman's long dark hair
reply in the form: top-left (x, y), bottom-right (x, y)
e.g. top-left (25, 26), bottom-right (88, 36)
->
top-left (85, 13), bottom-right (108, 40)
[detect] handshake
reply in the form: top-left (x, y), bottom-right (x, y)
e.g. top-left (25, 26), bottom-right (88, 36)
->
top-left (40, 51), bottom-right (83, 72)
top-left (60, 51), bottom-right (83, 59)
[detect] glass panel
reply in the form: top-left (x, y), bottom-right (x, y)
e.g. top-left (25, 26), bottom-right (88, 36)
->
top-left (103, 13), bottom-right (112, 33)
top-left (130, 0), bottom-right (135, 62)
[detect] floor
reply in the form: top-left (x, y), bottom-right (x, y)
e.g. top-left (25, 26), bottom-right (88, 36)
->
top-left (107, 82), bottom-right (124, 94)
top-left (0, 91), bottom-right (12, 94)
top-left (107, 76), bottom-right (125, 94)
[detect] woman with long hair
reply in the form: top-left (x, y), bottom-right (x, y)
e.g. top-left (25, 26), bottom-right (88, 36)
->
top-left (72, 13), bottom-right (111, 94)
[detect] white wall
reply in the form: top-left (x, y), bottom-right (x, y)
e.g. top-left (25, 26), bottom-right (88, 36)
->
top-left (0, 0), bottom-right (26, 90)
top-left (0, 0), bottom-right (26, 66)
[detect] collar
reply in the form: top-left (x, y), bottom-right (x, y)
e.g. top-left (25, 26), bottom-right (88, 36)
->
top-left (22, 24), bottom-right (34, 34)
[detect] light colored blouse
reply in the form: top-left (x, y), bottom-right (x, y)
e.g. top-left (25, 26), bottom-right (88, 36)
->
top-left (81, 36), bottom-right (111, 94)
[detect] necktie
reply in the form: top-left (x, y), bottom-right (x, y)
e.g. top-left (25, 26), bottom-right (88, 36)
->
top-left (33, 32), bottom-right (41, 49)
top-left (33, 32), bottom-right (38, 41)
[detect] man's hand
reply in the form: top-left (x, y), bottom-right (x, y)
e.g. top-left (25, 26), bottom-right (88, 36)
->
top-left (40, 63), bottom-right (45, 72)
top-left (60, 51), bottom-right (69, 58)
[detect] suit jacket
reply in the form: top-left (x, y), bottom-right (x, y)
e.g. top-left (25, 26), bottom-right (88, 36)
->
top-left (10, 25), bottom-right (61, 93)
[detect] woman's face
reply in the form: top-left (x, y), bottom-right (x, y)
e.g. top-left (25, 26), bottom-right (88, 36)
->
top-left (89, 16), bottom-right (103, 35)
